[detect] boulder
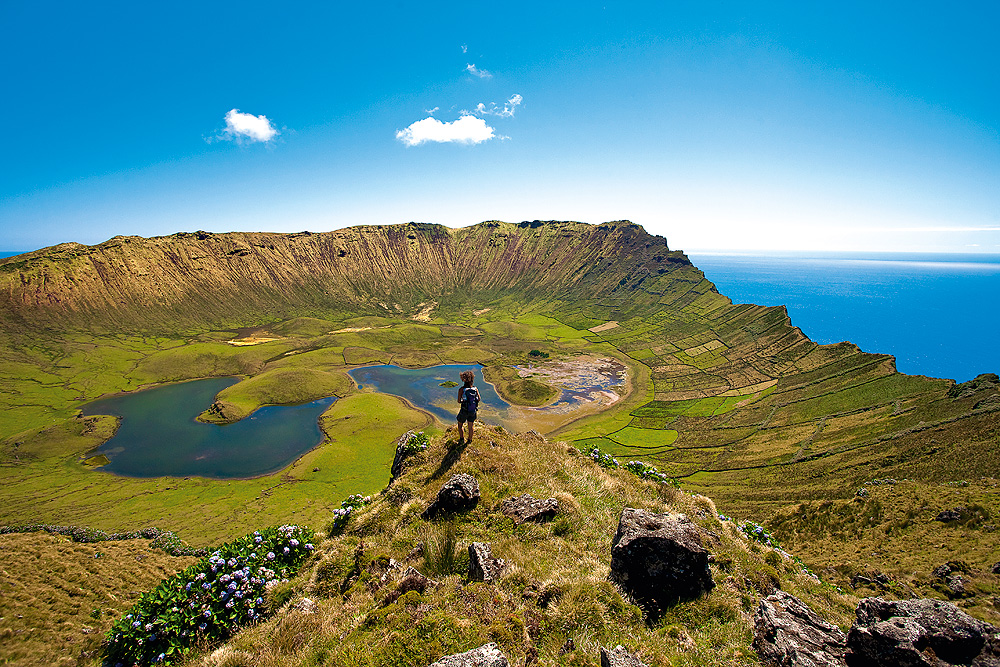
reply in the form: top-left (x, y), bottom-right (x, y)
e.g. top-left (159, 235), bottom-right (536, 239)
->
top-left (846, 597), bottom-right (1000, 666)
top-left (429, 642), bottom-right (509, 667)
top-left (609, 508), bottom-right (714, 611)
top-left (600, 645), bottom-right (649, 667)
top-left (499, 494), bottom-right (559, 525)
top-left (469, 542), bottom-right (506, 583)
top-left (752, 591), bottom-right (847, 667)
top-left (422, 474), bottom-right (480, 519)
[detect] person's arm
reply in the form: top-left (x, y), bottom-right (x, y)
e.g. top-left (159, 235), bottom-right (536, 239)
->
top-left (457, 387), bottom-right (463, 404)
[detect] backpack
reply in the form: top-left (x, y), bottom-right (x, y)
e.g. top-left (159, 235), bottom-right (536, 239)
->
top-left (462, 386), bottom-right (480, 412)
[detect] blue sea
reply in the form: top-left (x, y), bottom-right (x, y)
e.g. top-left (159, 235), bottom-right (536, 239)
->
top-left (2, 249), bottom-right (996, 382)
top-left (688, 252), bottom-right (1000, 383)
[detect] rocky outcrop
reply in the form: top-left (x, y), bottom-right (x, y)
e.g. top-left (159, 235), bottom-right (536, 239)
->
top-left (498, 494), bottom-right (559, 525)
top-left (391, 431), bottom-right (418, 480)
top-left (846, 597), bottom-right (1000, 666)
top-left (468, 543), bottom-right (506, 583)
top-left (429, 643), bottom-right (509, 667)
top-left (753, 591), bottom-right (847, 667)
top-left (600, 645), bottom-right (649, 667)
top-left (609, 508), bottom-right (714, 612)
top-left (422, 474), bottom-right (480, 519)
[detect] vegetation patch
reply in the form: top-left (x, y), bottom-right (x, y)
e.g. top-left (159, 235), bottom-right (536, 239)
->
top-left (103, 525), bottom-right (315, 666)
top-left (198, 368), bottom-right (352, 423)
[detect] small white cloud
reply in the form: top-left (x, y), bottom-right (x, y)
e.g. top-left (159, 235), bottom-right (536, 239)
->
top-left (396, 115), bottom-right (496, 146)
top-left (460, 44), bottom-right (468, 53)
top-left (424, 106), bottom-right (440, 115)
top-left (216, 108), bottom-right (278, 143)
top-left (465, 63), bottom-right (492, 79)
top-left (475, 94), bottom-right (523, 118)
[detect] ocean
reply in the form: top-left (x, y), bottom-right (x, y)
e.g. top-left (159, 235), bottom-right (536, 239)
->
top-left (688, 252), bottom-right (1000, 383)
top-left (2, 249), bottom-right (996, 382)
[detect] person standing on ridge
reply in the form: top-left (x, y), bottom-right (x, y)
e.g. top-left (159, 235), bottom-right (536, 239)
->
top-left (456, 369), bottom-right (480, 444)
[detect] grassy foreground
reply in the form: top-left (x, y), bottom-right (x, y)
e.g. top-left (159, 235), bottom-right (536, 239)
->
top-left (187, 428), bottom-right (856, 667)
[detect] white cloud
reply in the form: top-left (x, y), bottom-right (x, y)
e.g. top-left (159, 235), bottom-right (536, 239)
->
top-left (465, 63), bottom-right (492, 79)
top-left (475, 94), bottom-right (523, 118)
top-left (396, 115), bottom-right (496, 146)
top-left (218, 108), bottom-right (278, 143)
top-left (460, 44), bottom-right (468, 53)
top-left (424, 106), bottom-right (440, 115)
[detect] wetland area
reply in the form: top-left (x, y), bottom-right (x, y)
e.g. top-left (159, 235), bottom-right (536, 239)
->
top-left (81, 357), bottom-right (629, 479)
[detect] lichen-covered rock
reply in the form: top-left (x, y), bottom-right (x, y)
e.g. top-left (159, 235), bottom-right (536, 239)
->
top-left (846, 597), bottom-right (1000, 667)
top-left (498, 494), bottom-right (559, 525)
top-left (609, 507), bottom-right (714, 611)
top-left (422, 473), bottom-right (480, 519)
top-left (600, 645), bottom-right (650, 667)
top-left (753, 591), bottom-right (847, 667)
top-left (469, 542), bottom-right (506, 583)
top-left (429, 642), bottom-right (509, 667)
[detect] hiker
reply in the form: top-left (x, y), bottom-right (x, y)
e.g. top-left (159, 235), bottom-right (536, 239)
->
top-left (456, 369), bottom-right (480, 443)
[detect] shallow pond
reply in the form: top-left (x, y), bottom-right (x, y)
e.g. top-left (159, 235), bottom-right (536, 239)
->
top-left (348, 364), bottom-right (518, 429)
top-left (81, 377), bottom-right (335, 479)
top-left (348, 359), bottom-right (626, 432)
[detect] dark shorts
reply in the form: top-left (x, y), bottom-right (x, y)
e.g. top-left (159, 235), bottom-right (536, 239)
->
top-left (457, 408), bottom-right (477, 423)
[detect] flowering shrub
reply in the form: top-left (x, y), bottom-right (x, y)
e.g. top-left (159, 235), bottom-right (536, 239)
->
top-left (582, 446), bottom-right (681, 488)
top-left (102, 525), bottom-right (315, 666)
top-left (585, 446), bottom-right (619, 469)
top-left (329, 494), bottom-right (373, 534)
top-left (398, 431), bottom-right (429, 456)
top-left (737, 519), bottom-right (780, 548)
top-left (623, 460), bottom-right (679, 488)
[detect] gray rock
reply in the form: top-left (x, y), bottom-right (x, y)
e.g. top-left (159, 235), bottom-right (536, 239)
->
top-left (992, 562), bottom-right (1000, 575)
top-left (422, 473), bottom-right (480, 519)
top-left (429, 643), bottom-right (509, 667)
top-left (846, 597), bottom-right (1000, 666)
top-left (934, 564), bottom-right (953, 579)
top-left (600, 645), bottom-right (649, 667)
top-left (499, 494), bottom-right (559, 525)
top-left (947, 574), bottom-right (969, 598)
top-left (390, 430), bottom-right (418, 480)
top-left (468, 542), bottom-right (506, 583)
top-left (609, 507), bottom-right (714, 612)
top-left (753, 591), bottom-right (847, 667)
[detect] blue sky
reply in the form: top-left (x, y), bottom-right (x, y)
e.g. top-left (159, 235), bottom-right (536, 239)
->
top-left (1, 1), bottom-right (997, 253)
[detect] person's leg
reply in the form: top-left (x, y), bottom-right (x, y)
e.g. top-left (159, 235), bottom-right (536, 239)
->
top-left (466, 418), bottom-right (474, 442)
top-left (457, 418), bottom-right (465, 442)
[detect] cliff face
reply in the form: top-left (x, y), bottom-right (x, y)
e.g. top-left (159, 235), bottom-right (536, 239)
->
top-left (0, 221), bottom-right (687, 332)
